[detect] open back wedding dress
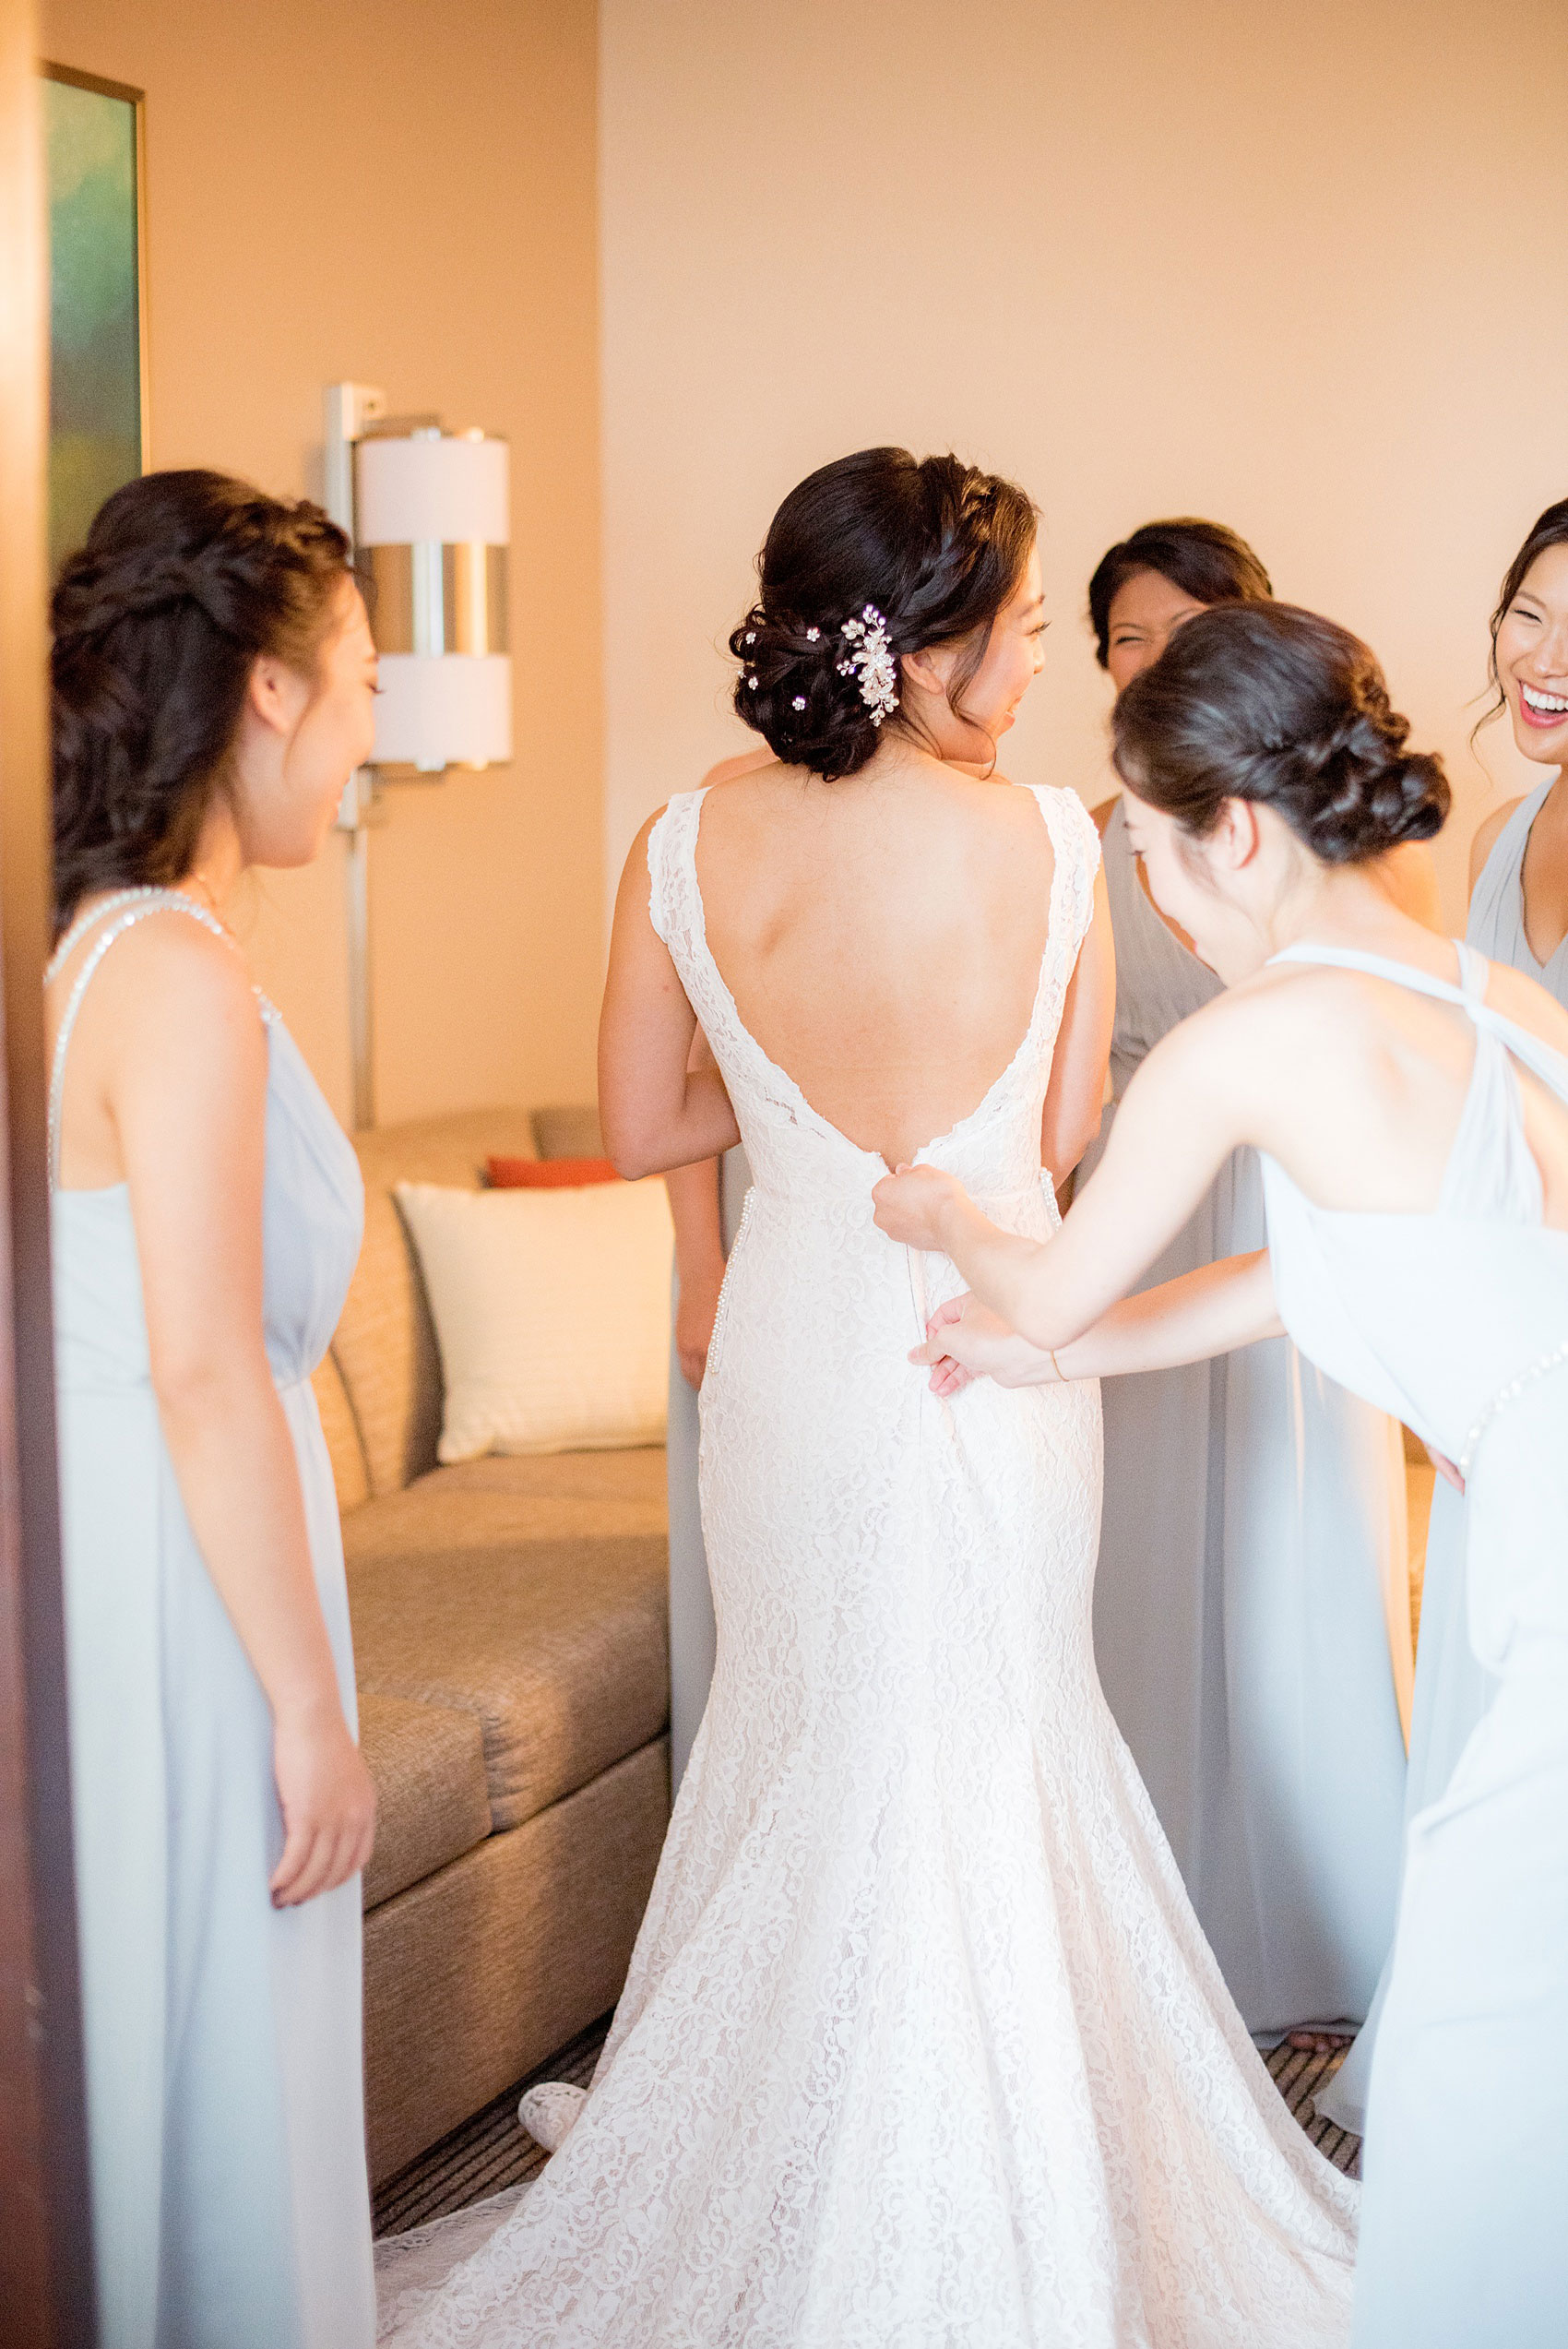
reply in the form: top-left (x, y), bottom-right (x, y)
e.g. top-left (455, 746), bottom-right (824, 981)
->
top-left (380, 782), bottom-right (1356, 2348)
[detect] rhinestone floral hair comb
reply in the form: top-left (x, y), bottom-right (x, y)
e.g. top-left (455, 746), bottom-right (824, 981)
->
top-left (836, 604), bottom-right (899, 727)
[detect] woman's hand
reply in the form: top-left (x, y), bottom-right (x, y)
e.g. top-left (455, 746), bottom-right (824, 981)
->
top-left (911, 1294), bottom-right (1057, 1395)
top-left (872, 1163), bottom-right (964, 1251)
top-left (675, 1258), bottom-right (725, 1389)
top-left (1425, 1443), bottom-right (1466, 1496)
top-left (270, 1697), bottom-right (376, 1908)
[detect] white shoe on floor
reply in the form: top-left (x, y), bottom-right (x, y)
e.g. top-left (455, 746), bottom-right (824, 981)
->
top-left (517, 2081), bottom-right (587, 2152)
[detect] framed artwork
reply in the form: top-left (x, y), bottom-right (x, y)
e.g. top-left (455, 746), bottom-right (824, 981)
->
top-left (42, 64), bottom-right (148, 577)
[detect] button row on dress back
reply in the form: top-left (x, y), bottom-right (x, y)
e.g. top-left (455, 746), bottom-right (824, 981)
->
top-left (1458, 1339), bottom-right (1568, 1477)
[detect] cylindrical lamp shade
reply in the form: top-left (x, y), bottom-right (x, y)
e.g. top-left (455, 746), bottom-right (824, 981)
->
top-left (355, 432), bottom-right (509, 546)
top-left (355, 428), bottom-right (511, 773)
top-left (372, 653), bottom-right (512, 770)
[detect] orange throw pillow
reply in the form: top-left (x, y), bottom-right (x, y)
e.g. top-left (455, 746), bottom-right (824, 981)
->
top-left (486, 1154), bottom-right (620, 1189)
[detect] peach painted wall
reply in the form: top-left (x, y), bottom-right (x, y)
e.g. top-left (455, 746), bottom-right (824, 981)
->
top-left (600, 0), bottom-right (1568, 927)
top-left (42, 0), bottom-right (602, 1127)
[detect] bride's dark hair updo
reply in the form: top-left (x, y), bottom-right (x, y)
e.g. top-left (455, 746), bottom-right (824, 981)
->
top-left (51, 468), bottom-right (354, 936)
top-left (730, 447), bottom-right (1037, 782)
top-left (1111, 602), bottom-right (1450, 866)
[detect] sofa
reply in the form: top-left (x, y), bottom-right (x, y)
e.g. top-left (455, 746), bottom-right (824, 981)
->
top-left (309, 1105), bottom-right (671, 2188)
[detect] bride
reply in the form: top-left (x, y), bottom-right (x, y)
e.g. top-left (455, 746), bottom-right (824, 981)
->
top-left (380, 449), bottom-right (1357, 2347)
top-left (875, 600), bottom-right (1568, 2349)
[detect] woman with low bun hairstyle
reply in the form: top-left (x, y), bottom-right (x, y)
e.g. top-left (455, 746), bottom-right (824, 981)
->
top-left (49, 470), bottom-right (378, 2346)
top-left (1082, 521), bottom-right (1416, 2061)
top-left (391, 452), bottom-right (1372, 2342)
top-left (1317, 494), bottom-right (1568, 2138)
top-left (878, 600), bottom-right (1568, 2349)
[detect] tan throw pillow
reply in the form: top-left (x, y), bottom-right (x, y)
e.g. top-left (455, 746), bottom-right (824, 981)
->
top-left (394, 1177), bottom-right (673, 1461)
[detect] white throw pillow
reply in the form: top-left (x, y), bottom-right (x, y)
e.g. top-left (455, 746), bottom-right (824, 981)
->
top-left (394, 1177), bottom-right (674, 1461)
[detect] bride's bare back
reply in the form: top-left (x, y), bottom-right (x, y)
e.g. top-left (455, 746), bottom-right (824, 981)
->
top-left (600, 750), bottom-right (1114, 1185)
top-left (697, 760), bottom-right (1063, 1168)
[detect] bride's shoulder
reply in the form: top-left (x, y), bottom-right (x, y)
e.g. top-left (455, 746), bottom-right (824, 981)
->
top-left (991, 777), bottom-right (1101, 867)
top-left (698, 746), bottom-right (779, 791)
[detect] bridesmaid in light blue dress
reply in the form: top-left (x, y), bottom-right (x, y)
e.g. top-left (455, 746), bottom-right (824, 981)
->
top-left (48, 472), bottom-right (379, 2347)
top-left (1320, 492), bottom-right (1568, 2132)
top-left (1081, 523), bottom-right (1416, 2042)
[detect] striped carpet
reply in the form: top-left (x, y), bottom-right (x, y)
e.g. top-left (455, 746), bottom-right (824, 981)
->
top-left (374, 2019), bottom-right (610, 2237)
top-left (374, 2020), bottom-right (1358, 2237)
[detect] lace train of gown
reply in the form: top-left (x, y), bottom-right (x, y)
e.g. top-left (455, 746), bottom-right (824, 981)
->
top-left (379, 784), bottom-right (1356, 2348)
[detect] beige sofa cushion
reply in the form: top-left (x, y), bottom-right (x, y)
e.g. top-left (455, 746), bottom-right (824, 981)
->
top-left (343, 1446), bottom-right (667, 1568)
top-left (531, 1103), bottom-right (605, 1160)
top-left (394, 1179), bottom-right (674, 1461)
top-left (358, 1691), bottom-right (493, 1910)
top-left (348, 1527), bottom-right (669, 1831)
top-left (336, 1107), bottom-right (540, 1499)
top-left (310, 1349), bottom-right (370, 1515)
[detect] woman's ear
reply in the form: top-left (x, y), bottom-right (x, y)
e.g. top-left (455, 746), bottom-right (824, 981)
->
top-left (1213, 795), bottom-right (1263, 872)
top-left (898, 645), bottom-right (947, 698)
top-left (245, 651), bottom-right (308, 741)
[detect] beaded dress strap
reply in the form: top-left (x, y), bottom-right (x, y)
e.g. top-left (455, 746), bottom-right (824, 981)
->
top-left (46, 891), bottom-right (276, 1190)
top-left (45, 886), bottom-right (167, 986)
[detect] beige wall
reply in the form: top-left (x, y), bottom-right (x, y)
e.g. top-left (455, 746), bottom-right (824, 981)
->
top-left (43, 0), bottom-right (602, 1127)
top-left (600, 0), bottom-right (1568, 927)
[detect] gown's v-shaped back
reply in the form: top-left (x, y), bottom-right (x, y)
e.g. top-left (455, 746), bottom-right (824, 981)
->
top-left (384, 783), bottom-right (1359, 2349)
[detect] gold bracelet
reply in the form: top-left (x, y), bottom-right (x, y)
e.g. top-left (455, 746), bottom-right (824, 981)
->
top-left (1049, 1348), bottom-right (1065, 1384)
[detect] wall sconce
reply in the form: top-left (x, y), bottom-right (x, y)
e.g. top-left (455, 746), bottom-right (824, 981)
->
top-left (323, 381), bottom-right (512, 1127)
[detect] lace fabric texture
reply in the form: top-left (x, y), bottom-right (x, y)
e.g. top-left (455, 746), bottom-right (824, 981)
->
top-left (381, 783), bottom-right (1356, 2348)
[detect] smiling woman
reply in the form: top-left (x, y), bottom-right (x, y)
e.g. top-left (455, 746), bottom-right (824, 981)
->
top-left (1469, 501), bottom-right (1568, 982)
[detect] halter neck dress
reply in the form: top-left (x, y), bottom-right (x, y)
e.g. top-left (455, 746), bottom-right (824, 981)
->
top-left (1082, 801), bottom-right (1408, 2038)
top-left (1260, 938), bottom-right (1568, 2349)
top-left (1318, 770), bottom-right (1568, 2134)
top-left (50, 892), bottom-right (374, 2349)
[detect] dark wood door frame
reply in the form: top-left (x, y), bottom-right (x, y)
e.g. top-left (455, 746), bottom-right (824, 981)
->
top-left (0, 0), bottom-right (98, 2337)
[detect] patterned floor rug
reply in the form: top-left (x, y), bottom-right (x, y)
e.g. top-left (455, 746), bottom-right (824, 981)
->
top-left (374, 2018), bottom-right (1358, 2238)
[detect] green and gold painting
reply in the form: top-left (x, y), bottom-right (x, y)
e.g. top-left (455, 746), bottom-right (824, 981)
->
top-left (44, 66), bottom-right (146, 577)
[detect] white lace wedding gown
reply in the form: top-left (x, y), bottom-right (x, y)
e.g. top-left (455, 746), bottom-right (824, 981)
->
top-left (380, 782), bottom-right (1356, 2347)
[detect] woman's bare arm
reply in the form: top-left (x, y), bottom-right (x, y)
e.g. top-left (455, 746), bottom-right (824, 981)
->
top-left (667, 1156), bottom-right (726, 1388)
top-left (911, 1252), bottom-right (1280, 1393)
top-left (102, 921), bottom-right (374, 1907)
top-left (599, 812), bottom-right (742, 1180)
top-left (1039, 868), bottom-right (1115, 1183)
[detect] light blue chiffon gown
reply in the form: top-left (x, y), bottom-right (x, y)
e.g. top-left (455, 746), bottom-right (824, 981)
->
top-left (51, 891), bottom-right (374, 2349)
top-left (1082, 803), bottom-right (1408, 2038)
top-left (1260, 936), bottom-right (1568, 2348)
top-left (1319, 772), bottom-right (1567, 2131)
